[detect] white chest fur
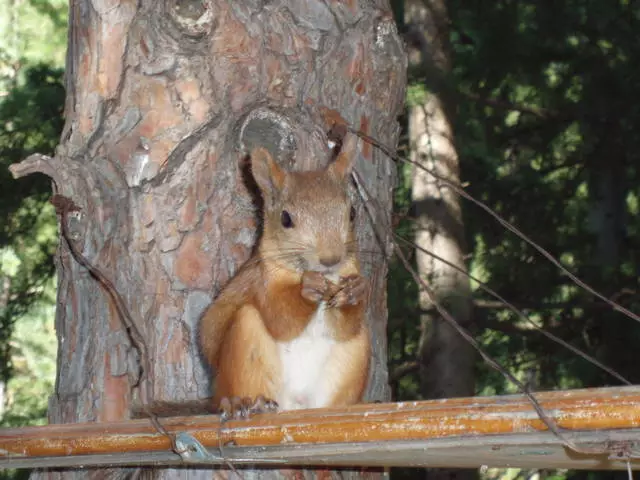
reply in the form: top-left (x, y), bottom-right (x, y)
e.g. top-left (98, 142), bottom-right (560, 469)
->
top-left (277, 302), bottom-right (335, 410)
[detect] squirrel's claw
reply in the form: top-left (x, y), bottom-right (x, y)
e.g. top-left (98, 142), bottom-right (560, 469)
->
top-left (218, 395), bottom-right (279, 422)
top-left (328, 275), bottom-right (366, 307)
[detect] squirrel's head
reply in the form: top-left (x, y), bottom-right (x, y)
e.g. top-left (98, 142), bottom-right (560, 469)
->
top-left (250, 135), bottom-right (358, 278)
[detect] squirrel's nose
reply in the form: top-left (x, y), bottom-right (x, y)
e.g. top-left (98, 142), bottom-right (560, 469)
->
top-left (319, 254), bottom-right (342, 268)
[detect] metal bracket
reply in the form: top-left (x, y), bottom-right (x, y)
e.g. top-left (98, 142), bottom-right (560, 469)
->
top-left (173, 432), bottom-right (283, 465)
top-left (174, 433), bottom-right (222, 463)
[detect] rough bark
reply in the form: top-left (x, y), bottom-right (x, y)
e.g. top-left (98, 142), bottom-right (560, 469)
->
top-left (27, 0), bottom-right (406, 478)
top-left (405, 0), bottom-right (476, 478)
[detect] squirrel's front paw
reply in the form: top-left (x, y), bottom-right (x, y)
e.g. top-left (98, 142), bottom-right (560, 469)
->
top-left (301, 271), bottom-right (332, 303)
top-left (328, 275), bottom-right (367, 307)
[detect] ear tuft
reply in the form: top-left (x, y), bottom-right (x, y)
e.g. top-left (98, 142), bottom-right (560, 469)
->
top-left (250, 147), bottom-right (285, 200)
top-left (329, 133), bottom-right (358, 181)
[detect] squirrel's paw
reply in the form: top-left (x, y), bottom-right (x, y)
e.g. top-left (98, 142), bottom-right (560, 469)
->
top-left (329, 275), bottom-right (366, 307)
top-left (301, 271), bottom-right (331, 303)
top-left (218, 395), bottom-right (279, 422)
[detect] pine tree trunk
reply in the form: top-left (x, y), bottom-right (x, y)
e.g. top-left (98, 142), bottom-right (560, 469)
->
top-left (587, 145), bottom-right (635, 384)
top-left (405, 0), bottom-right (476, 478)
top-left (24, 1), bottom-right (406, 478)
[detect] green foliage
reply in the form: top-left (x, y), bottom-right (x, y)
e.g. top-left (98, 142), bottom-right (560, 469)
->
top-left (447, 0), bottom-right (640, 394)
top-left (390, 0), bottom-right (640, 419)
top-left (0, 62), bottom-right (63, 480)
top-left (1, 294), bottom-right (56, 427)
top-left (390, 4), bottom-right (639, 479)
top-left (0, 8), bottom-right (66, 465)
top-left (0, 0), bottom-right (67, 92)
top-left (406, 84), bottom-right (429, 109)
top-left (0, 64), bottom-right (63, 384)
top-left (0, 10), bottom-right (65, 480)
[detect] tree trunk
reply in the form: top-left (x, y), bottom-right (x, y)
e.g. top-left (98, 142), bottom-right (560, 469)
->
top-left (406, 0), bottom-right (476, 479)
top-left (26, 0), bottom-right (406, 478)
top-left (586, 135), bottom-right (636, 385)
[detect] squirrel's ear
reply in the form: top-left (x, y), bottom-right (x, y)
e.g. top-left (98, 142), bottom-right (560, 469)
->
top-left (329, 133), bottom-right (358, 181)
top-left (250, 147), bottom-right (285, 197)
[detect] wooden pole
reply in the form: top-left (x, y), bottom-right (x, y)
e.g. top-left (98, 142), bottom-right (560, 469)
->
top-left (2, 386), bottom-right (640, 470)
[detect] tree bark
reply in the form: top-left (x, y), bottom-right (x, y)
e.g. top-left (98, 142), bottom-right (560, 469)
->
top-left (406, 0), bottom-right (476, 479)
top-left (27, 0), bottom-right (406, 478)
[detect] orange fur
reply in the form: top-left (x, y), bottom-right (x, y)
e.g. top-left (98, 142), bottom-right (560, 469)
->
top-left (213, 304), bottom-right (281, 403)
top-left (199, 135), bottom-right (370, 410)
top-left (200, 256), bottom-right (370, 406)
top-left (322, 326), bottom-right (370, 405)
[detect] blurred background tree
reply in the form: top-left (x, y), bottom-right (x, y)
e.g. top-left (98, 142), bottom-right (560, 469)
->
top-left (390, 1), bottom-right (639, 479)
top-left (0, 0), bottom-right (66, 428)
top-left (452, 0), bottom-right (640, 392)
top-left (1, 1), bottom-right (639, 480)
top-left (390, 0), bottom-right (640, 397)
top-left (0, 2), bottom-right (66, 479)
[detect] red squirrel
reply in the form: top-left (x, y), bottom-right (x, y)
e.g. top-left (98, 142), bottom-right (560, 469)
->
top-left (199, 134), bottom-right (370, 414)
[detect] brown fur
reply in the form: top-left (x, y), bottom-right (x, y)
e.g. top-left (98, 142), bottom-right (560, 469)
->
top-left (199, 135), bottom-right (370, 410)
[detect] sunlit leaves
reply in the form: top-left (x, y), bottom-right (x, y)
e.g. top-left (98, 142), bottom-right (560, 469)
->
top-left (0, 0), bottom-right (66, 437)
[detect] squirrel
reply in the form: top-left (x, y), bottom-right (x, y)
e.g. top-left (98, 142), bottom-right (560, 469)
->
top-left (199, 133), bottom-right (370, 416)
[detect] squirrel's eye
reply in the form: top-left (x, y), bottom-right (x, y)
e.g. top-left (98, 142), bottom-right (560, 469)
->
top-left (281, 210), bottom-right (294, 228)
top-left (349, 206), bottom-right (356, 222)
